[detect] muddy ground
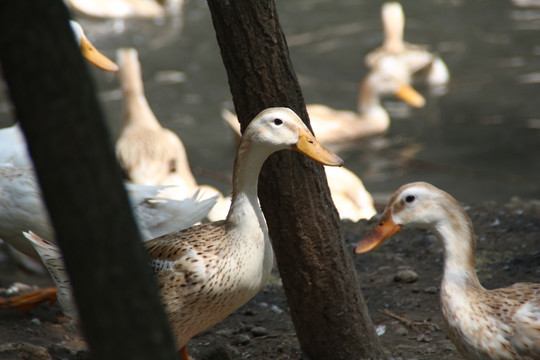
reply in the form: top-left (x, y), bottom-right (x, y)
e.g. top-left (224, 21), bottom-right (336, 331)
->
top-left (0, 198), bottom-right (538, 360)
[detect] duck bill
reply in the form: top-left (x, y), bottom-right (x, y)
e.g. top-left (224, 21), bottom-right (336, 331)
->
top-left (294, 130), bottom-right (343, 166)
top-left (79, 35), bottom-right (119, 72)
top-left (395, 84), bottom-right (425, 108)
top-left (354, 211), bottom-right (403, 254)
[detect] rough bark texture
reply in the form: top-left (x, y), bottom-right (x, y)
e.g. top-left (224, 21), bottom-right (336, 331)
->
top-left (0, 2), bottom-right (177, 359)
top-left (207, 1), bottom-right (386, 359)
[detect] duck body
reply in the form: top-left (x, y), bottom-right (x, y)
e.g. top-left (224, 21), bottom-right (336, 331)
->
top-left (115, 48), bottom-right (196, 192)
top-left (0, 124), bottom-right (30, 167)
top-left (0, 165), bottom-right (215, 258)
top-left (365, 2), bottom-right (450, 88)
top-left (324, 166), bottom-right (375, 221)
top-left (115, 48), bottom-right (225, 217)
top-left (355, 182), bottom-right (540, 360)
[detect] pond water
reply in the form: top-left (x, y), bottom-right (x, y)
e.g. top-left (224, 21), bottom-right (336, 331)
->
top-left (3, 0), bottom-right (540, 204)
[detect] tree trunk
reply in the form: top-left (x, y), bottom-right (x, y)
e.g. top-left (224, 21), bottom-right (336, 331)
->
top-left (207, 1), bottom-right (386, 359)
top-left (0, 2), bottom-right (177, 359)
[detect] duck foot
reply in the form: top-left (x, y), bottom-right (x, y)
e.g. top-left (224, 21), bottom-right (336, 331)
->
top-left (0, 287), bottom-right (57, 311)
top-left (378, 308), bottom-right (440, 331)
top-left (179, 345), bottom-right (190, 360)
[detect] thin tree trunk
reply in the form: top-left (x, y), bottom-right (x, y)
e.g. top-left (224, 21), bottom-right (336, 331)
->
top-left (207, 1), bottom-right (386, 359)
top-left (0, 2), bottom-right (177, 359)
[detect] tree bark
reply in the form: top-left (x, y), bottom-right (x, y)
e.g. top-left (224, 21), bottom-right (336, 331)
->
top-left (0, 2), bottom-right (177, 359)
top-left (207, 1), bottom-right (386, 359)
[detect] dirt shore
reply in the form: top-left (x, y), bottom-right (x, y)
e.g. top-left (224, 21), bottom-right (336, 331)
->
top-left (0, 198), bottom-right (538, 359)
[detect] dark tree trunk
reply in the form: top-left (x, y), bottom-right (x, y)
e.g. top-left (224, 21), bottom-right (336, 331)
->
top-left (0, 1), bottom-right (177, 359)
top-left (207, 1), bottom-right (386, 359)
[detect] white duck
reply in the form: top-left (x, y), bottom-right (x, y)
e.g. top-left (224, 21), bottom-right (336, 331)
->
top-left (365, 2), bottom-right (450, 88)
top-left (115, 48), bottom-right (227, 220)
top-left (324, 166), bottom-right (376, 221)
top-left (0, 164), bottom-right (217, 258)
top-left (0, 20), bottom-right (119, 168)
top-left (8, 108), bottom-right (343, 360)
top-left (64, 0), bottom-right (183, 19)
top-left (355, 182), bottom-right (540, 360)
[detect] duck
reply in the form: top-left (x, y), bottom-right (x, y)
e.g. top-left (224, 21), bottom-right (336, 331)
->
top-left (0, 164), bottom-right (217, 258)
top-left (354, 182), bottom-right (540, 360)
top-left (223, 63), bottom-right (425, 148)
top-left (0, 20), bottom-right (118, 168)
top-left (365, 2), bottom-right (450, 88)
top-left (115, 48), bottom-right (227, 220)
top-left (6, 108), bottom-right (343, 359)
top-left (324, 166), bottom-right (376, 221)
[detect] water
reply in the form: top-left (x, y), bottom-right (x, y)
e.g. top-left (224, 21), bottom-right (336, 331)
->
top-left (3, 0), bottom-right (540, 204)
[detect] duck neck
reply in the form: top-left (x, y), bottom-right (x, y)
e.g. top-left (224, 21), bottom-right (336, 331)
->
top-left (119, 53), bottom-right (162, 131)
top-left (226, 140), bottom-right (271, 232)
top-left (382, 5), bottom-right (405, 53)
top-left (432, 204), bottom-right (482, 290)
top-left (357, 80), bottom-right (390, 132)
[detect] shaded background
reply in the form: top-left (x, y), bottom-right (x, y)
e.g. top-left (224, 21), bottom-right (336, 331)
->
top-left (2, 0), bottom-right (539, 204)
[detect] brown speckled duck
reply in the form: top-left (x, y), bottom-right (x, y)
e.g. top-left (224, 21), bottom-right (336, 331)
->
top-left (146, 107), bottom-right (342, 358)
top-left (355, 182), bottom-right (540, 360)
top-left (12, 108), bottom-right (342, 359)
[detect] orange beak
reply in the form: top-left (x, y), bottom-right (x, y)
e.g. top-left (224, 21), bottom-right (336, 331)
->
top-left (79, 33), bottom-right (119, 72)
top-left (395, 83), bottom-right (425, 108)
top-left (354, 211), bottom-right (403, 254)
top-left (294, 128), bottom-right (344, 167)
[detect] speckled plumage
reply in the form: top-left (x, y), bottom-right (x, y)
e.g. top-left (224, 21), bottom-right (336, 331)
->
top-left (356, 182), bottom-right (540, 360)
top-left (139, 107), bottom-right (343, 357)
top-left (146, 220), bottom-right (271, 348)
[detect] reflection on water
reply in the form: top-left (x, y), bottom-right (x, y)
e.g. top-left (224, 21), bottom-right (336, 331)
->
top-left (1, 0), bottom-right (539, 203)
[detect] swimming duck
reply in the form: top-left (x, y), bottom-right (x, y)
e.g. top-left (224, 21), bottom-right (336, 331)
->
top-left (223, 65), bottom-right (424, 147)
top-left (365, 2), bottom-right (450, 88)
top-left (115, 48), bottom-right (226, 218)
top-left (8, 107), bottom-right (342, 359)
top-left (355, 182), bottom-right (540, 360)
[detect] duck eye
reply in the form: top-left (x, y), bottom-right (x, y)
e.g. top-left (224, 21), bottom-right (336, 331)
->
top-left (405, 195), bottom-right (415, 203)
top-left (274, 118), bottom-right (283, 126)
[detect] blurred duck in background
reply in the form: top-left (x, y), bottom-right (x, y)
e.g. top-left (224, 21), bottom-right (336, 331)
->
top-left (64, 0), bottom-right (184, 19)
top-left (365, 2), bottom-right (450, 89)
top-left (115, 48), bottom-right (228, 220)
top-left (222, 58), bottom-right (425, 147)
top-left (0, 20), bottom-right (118, 168)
